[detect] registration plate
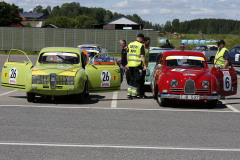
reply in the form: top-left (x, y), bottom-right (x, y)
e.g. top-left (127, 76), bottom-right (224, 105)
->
top-left (180, 95), bottom-right (200, 100)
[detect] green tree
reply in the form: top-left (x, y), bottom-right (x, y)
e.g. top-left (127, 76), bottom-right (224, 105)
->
top-left (50, 6), bottom-right (61, 17)
top-left (33, 5), bottom-right (43, 13)
top-left (172, 19), bottom-right (180, 32)
top-left (164, 21), bottom-right (172, 32)
top-left (0, 1), bottom-right (22, 26)
top-left (43, 16), bottom-right (77, 28)
top-left (93, 8), bottom-right (105, 23)
top-left (75, 15), bottom-right (97, 29)
top-left (60, 2), bottom-right (81, 18)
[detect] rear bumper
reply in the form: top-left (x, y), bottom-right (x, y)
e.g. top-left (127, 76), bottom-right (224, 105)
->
top-left (160, 94), bottom-right (220, 100)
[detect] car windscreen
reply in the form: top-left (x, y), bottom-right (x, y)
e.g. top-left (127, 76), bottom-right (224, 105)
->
top-left (39, 52), bottom-right (79, 64)
top-left (165, 55), bottom-right (206, 68)
top-left (149, 53), bottom-right (158, 62)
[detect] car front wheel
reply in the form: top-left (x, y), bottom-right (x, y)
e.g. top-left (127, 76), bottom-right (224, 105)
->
top-left (157, 90), bottom-right (168, 107)
top-left (207, 100), bottom-right (218, 108)
top-left (27, 92), bottom-right (35, 102)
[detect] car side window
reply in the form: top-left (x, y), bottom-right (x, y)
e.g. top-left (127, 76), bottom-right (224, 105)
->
top-left (235, 48), bottom-right (240, 53)
top-left (230, 48), bottom-right (235, 53)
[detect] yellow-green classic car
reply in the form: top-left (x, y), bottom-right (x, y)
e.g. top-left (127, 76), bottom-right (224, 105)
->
top-left (1, 48), bottom-right (121, 102)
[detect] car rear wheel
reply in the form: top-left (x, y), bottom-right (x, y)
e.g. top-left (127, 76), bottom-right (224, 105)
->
top-left (27, 92), bottom-right (35, 102)
top-left (157, 90), bottom-right (168, 107)
top-left (207, 100), bottom-right (218, 108)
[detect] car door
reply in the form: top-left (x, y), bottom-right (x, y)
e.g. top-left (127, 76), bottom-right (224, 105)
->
top-left (1, 49), bottom-right (33, 90)
top-left (211, 57), bottom-right (237, 97)
top-left (86, 53), bottom-right (121, 92)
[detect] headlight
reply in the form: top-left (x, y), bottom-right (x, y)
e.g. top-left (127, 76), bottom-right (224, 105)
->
top-left (170, 79), bottom-right (178, 87)
top-left (65, 76), bottom-right (74, 85)
top-left (146, 69), bottom-right (150, 76)
top-left (202, 80), bottom-right (209, 88)
top-left (32, 75), bottom-right (41, 84)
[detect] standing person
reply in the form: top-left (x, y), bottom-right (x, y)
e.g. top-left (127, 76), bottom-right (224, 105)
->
top-left (214, 40), bottom-right (230, 68)
top-left (160, 39), bottom-right (176, 49)
top-left (214, 40), bottom-right (230, 99)
top-left (138, 37), bottom-right (151, 98)
top-left (125, 33), bottom-right (146, 99)
top-left (117, 40), bottom-right (130, 84)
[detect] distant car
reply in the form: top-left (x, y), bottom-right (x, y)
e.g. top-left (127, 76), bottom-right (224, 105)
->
top-left (193, 44), bottom-right (218, 63)
top-left (229, 46), bottom-right (240, 64)
top-left (145, 48), bottom-right (174, 86)
top-left (77, 44), bottom-right (101, 53)
top-left (151, 50), bottom-right (237, 108)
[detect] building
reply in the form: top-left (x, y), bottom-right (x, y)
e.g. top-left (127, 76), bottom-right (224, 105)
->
top-left (19, 12), bottom-right (45, 27)
top-left (94, 16), bottom-right (143, 30)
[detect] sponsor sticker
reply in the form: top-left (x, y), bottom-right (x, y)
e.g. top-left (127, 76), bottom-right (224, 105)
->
top-left (4, 72), bottom-right (8, 78)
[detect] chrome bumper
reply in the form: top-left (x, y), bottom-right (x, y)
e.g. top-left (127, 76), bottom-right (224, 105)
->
top-left (160, 94), bottom-right (220, 100)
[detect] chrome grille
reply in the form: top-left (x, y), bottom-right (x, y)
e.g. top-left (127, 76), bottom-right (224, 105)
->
top-left (170, 88), bottom-right (183, 92)
top-left (184, 80), bottom-right (195, 94)
top-left (196, 89), bottom-right (210, 93)
top-left (38, 75), bottom-right (70, 85)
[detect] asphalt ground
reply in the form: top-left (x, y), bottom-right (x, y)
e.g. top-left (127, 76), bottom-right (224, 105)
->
top-left (0, 54), bottom-right (240, 159)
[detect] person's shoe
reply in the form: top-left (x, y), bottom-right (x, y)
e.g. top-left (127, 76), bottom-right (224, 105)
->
top-left (138, 95), bottom-right (148, 99)
top-left (127, 95), bottom-right (131, 99)
top-left (131, 96), bottom-right (137, 99)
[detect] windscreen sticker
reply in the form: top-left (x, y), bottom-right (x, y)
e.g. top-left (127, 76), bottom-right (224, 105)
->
top-left (171, 69), bottom-right (186, 72)
top-left (9, 68), bottom-right (18, 84)
top-left (101, 70), bottom-right (111, 87)
top-left (58, 65), bottom-right (71, 68)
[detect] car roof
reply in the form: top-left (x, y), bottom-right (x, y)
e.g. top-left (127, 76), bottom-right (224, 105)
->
top-left (78, 44), bottom-right (101, 48)
top-left (149, 49), bottom-right (172, 54)
top-left (40, 47), bottom-right (81, 54)
top-left (163, 50), bottom-right (205, 57)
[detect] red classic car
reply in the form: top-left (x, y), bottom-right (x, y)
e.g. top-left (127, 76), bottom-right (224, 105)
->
top-left (151, 50), bottom-right (237, 108)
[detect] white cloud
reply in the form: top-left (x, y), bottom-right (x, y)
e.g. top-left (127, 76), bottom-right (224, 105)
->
top-left (112, 1), bottom-right (128, 8)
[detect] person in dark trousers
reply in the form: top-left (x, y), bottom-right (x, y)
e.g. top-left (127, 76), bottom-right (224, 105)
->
top-left (160, 39), bottom-right (176, 49)
top-left (138, 37), bottom-right (151, 98)
top-left (117, 40), bottom-right (130, 84)
top-left (125, 33), bottom-right (146, 99)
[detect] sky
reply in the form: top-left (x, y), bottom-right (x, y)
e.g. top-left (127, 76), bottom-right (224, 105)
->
top-left (4, 0), bottom-right (240, 25)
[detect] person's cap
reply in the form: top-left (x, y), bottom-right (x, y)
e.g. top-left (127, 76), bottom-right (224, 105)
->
top-left (137, 33), bottom-right (144, 38)
top-left (217, 40), bottom-right (225, 45)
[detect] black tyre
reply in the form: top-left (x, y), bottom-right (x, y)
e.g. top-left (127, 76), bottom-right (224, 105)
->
top-left (157, 90), bottom-right (168, 107)
top-left (84, 81), bottom-right (89, 97)
top-left (207, 100), bottom-right (218, 108)
top-left (27, 92), bottom-right (35, 102)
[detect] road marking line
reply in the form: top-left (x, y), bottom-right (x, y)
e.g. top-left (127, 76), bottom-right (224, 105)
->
top-left (221, 101), bottom-right (240, 112)
top-left (0, 90), bottom-right (17, 97)
top-left (0, 142), bottom-right (239, 152)
top-left (0, 105), bottom-right (238, 113)
top-left (111, 91), bottom-right (118, 108)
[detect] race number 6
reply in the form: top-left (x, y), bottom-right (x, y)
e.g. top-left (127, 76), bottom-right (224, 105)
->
top-left (223, 74), bottom-right (231, 91)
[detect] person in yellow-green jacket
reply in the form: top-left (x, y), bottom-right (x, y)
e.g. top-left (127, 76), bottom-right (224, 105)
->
top-left (215, 40), bottom-right (230, 100)
top-left (125, 33), bottom-right (146, 99)
top-left (138, 37), bottom-right (151, 99)
top-left (214, 40), bottom-right (230, 68)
